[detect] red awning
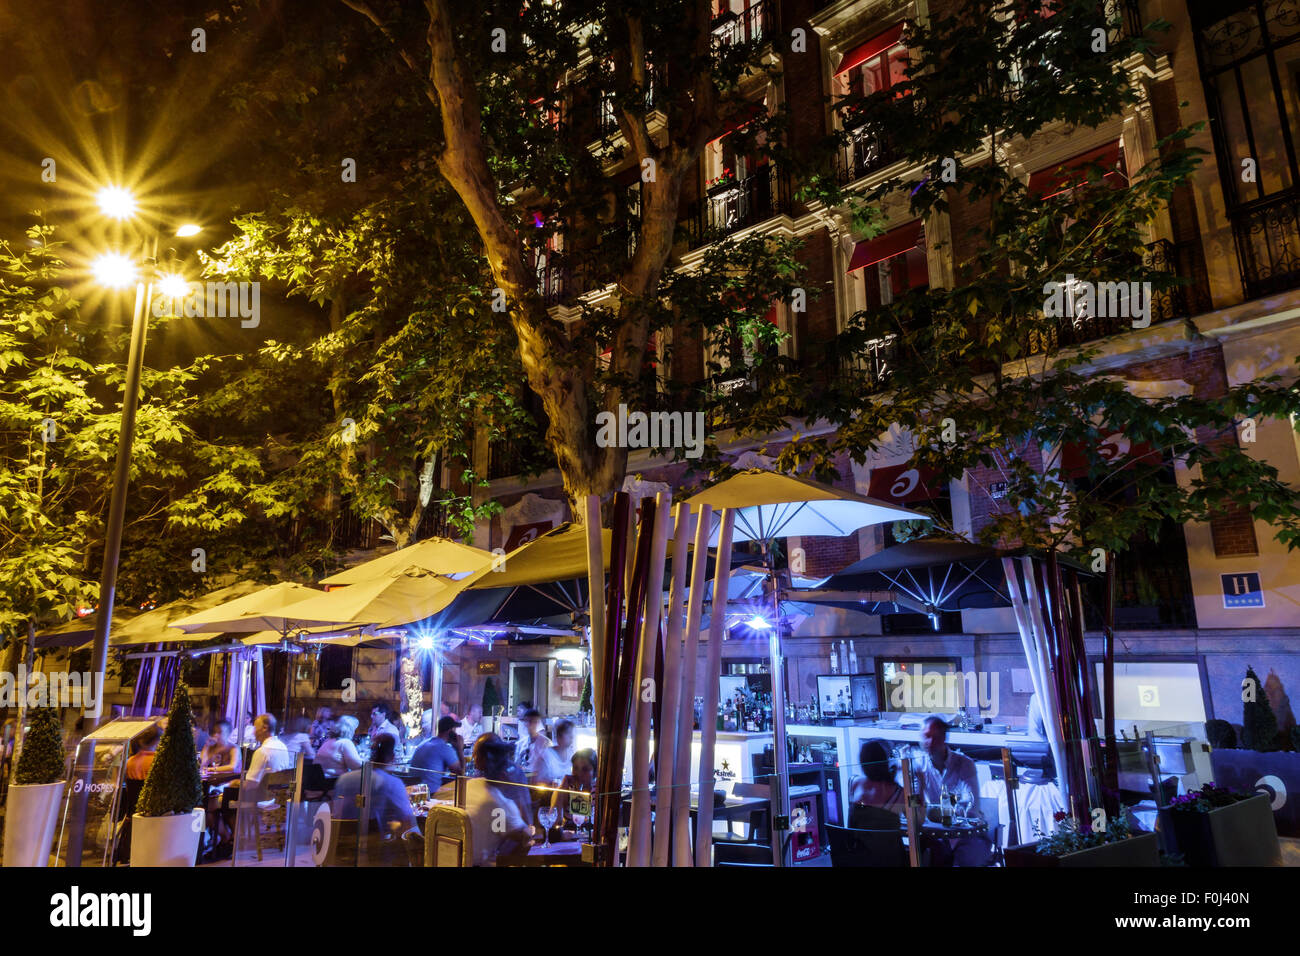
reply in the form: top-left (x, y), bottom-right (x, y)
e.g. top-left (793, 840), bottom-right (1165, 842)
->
top-left (836, 23), bottom-right (905, 75)
top-left (1028, 142), bottom-right (1126, 199)
top-left (1061, 433), bottom-right (1161, 479)
top-left (846, 221), bottom-right (923, 274)
top-left (867, 461), bottom-right (944, 504)
top-left (708, 104), bottom-right (765, 144)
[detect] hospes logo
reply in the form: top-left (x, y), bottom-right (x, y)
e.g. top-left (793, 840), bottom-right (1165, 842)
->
top-left (50, 887), bottom-right (151, 936)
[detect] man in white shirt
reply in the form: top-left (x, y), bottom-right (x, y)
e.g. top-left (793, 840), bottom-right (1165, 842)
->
top-left (369, 704), bottom-right (402, 750)
top-left (226, 714), bottom-right (295, 807)
top-left (901, 716), bottom-right (991, 866)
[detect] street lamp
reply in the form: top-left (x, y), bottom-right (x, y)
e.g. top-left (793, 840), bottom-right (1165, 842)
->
top-left (86, 191), bottom-right (202, 727)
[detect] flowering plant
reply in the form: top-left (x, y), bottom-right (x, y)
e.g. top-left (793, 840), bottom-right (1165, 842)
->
top-left (706, 167), bottom-right (737, 190)
top-left (1034, 810), bottom-right (1133, 856)
top-left (1167, 782), bottom-right (1255, 813)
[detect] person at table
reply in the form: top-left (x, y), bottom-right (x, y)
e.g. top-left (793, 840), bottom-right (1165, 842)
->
top-left (281, 716), bottom-right (316, 761)
top-left (410, 716), bottom-right (463, 791)
top-left (201, 719), bottom-right (242, 776)
top-left (334, 733), bottom-right (418, 836)
top-left (317, 715), bottom-right (364, 777)
top-left (225, 714), bottom-right (295, 804)
top-left (369, 703), bottom-right (402, 748)
top-left (550, 747), bottom-right (597, 829)
top-left (466, 733), bottom-right (532, 865)
top-left (848, 738), bottom-right (904, 832)
top-left (536, 719), bottom-right (575, 789)
top-left (903, 717), bottom-right (991, 866)
top-left (126, 722), bottom-right (161, 781)
top-left (515, 709), bottom-right (552, 779)
top-left (406, 709), bottom-right (435, 754)
top-left (459, 704), bottom-right (483, 745)
top-left (309, 706), bottom-right (334, 749)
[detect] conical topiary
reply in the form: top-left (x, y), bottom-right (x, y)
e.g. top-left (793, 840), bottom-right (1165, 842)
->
top-left (579, 671), bottom-right (593, 714)
top-left (481, 676), bottom-right (501, 716)
top-left (12, 707), bottom-right (66, 785)
top-left (1242, 666), bottom-right (1279, 753)
top-left (136, 683), bottom-right (203, 817)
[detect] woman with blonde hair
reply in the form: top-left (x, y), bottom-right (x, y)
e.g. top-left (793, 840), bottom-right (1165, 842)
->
top-left (315, 714), bottom-right (363, 777)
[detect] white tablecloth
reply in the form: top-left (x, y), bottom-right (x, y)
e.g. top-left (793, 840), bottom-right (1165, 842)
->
top-left (981, 778), bottom-right (1066, 847)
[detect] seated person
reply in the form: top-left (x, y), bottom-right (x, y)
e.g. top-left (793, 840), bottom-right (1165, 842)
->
top-left (410, 716), bottom-right (463, 791)
top-left (550, 747), bottom-right (597, 828)
top-left (334, 734), bottom-right (418, 836)
top-left (900, 716), bottom-right (991, 866)
top-left (316, 715), bottom-right (364, 777)
top-left (466, 733), bottom-right (532, 865)
top-left (225, 714), bottom-right (295, 807)
top-left (515, 709), bottom-right (552, 779)
top-left (536, 719), bottom-right (575, 790)
top-left (200, 719), bottom-right (241, 775)
top-left (280, 716), bottom-right (316, 761)
top-left (848, 738), bottom-right (904, 832)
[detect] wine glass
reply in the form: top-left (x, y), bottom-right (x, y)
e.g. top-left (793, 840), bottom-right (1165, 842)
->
top-left (537, 805), bottom-right (558, 848)
top-left (571, 807), bottom-right (587, 841)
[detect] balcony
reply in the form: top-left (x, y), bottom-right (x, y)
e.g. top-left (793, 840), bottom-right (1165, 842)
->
top-left (837, 337), bottom-right (896, 393)
top-left (1229, 188), bottom-right (1300, 300)
top-left (834, 122), bottom-right (900, 185)
top-left (712, 0), bottom-right (773, 49)
top-left (679, 165), bottom-right (793, 250)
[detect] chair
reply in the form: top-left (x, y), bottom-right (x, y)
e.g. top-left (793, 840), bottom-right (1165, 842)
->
top-left (301, 761), bottom-right (334, 802)
top-left (717, 782), bottom-right (770, 845)
top-left (825, 823), bottom-right (908, 867)
top-left (713, 842), bottom-right (774, 867)
top-left (402, 828), bottom-right (426, 867)
top-left (424, 805), bottom-right (474, 867)
top-left (253, 769), bottom-right (297, 862)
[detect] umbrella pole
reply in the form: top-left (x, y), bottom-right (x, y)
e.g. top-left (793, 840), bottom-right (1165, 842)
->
top-left (672, 503), bottom-right (711, 866)
top-left (653, 502), bottom-right (691, 867)
top-left (584, 495), bottom-right (607, 726)
top-left (764, 541), bottom-right (792, 868)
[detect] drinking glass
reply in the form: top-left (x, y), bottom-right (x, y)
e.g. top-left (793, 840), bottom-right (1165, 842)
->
top-left (571, 810), bottom-right (587, 840)
top-left (537, 806), bottom-right (558, 848)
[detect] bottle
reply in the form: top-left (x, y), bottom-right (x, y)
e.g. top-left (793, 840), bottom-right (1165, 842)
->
top-left (940, 783), bottom-right (952, 825)
top-left (848, 641), bottom-right (859, 674)
top-left (841, 641), bottom-right (850, 674)
top-left (829, 645), bottom-right (839, 674)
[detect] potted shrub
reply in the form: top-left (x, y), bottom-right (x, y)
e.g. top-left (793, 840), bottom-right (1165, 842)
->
top-left (131, 683), bottom-right (204, 867)
top-left (1165, 783), bottom-right (1281, 867)
top-left (1005, 812), bottom-right (1159, 867)
top-left (2, 707), bottom-right (67, 867)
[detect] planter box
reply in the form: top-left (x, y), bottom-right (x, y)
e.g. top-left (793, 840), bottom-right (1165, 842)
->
top-left (130, 812), bottom-right (201, 867)
top-left (2, 781), bottom-right (66, 867)
top-left (1005, 832), bottom-right (1159, 867)
top-left (1167, 794), bottom-right (1281, 867)
top-left (1209, 748), bottom-right (1300, 837)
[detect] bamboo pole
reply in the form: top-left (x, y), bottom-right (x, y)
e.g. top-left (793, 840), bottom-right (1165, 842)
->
top-left (695, 508), bottom-right (735, 868)
top-left (584, 494), bottom-right (607, 724)
top-left (628, 493), bottom-right (673, 867)
top-left (672, 503), bottom-right (712, 866)
top-left (595, 493), bottom-right (650, 865)
top-left (652, 503), bottom-right (691, 867)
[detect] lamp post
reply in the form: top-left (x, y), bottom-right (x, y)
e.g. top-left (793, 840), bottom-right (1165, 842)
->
top-left (86, 188), bottom-right (202, 728)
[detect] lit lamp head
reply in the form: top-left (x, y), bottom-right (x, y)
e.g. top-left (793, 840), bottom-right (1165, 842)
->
top-left (96, 186), bottom-right (137, 221)
top-left (416, 634), bottom-right (436, 652)
top-left (91, 252), bottom-right (137, 289)
top-left (175, 223), bottom-right (202, 238)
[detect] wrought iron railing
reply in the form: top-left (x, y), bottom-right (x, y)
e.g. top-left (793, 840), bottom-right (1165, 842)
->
top-left (712, 0), bottom-right (773, 48)
top-left (834, 122), bottom-right (901, 185)
top-left (680, 165), bottom-right (793, 249)
top-left (837, 337), bottom-right (897, 393)
top-left (1229, 188), bottom-right (1300, 299)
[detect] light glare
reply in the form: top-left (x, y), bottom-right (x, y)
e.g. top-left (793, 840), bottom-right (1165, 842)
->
top-left (175, 223), bottom-right (202, 237)
top-left (96, 186), bottom-right (137, 220)
top-left (157, 273), bottom-right (190, 298)
top-left (92, 253), bottom-right (137, 289)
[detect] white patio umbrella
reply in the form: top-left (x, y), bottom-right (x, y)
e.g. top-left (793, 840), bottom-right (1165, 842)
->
top-left (687, 469), bottom-right (929, 867)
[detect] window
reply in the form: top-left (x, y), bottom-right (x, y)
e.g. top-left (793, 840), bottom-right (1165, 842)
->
top-left (318, 644), bottom-right (354, 691)
top-left (847, 222), bottom-right (929, 312)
